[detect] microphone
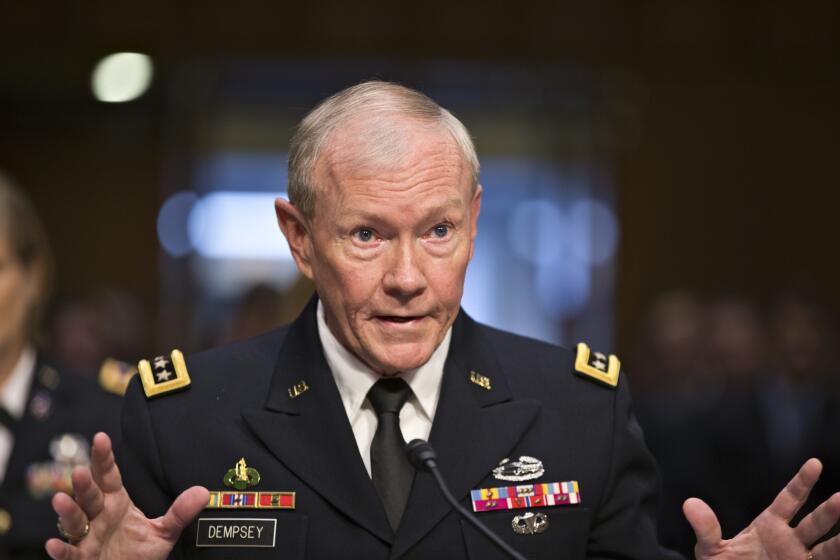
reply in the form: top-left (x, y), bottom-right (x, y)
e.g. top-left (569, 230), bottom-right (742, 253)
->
top-left (406, 439), bottom-right (527, 560)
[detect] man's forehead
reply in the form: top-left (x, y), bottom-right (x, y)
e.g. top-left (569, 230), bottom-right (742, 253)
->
top-left (312, 119), bottom-right (470, 202)
top-left (321, 115), bottom-right (458, 167)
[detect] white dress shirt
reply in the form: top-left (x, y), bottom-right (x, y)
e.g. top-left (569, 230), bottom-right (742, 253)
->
top-left (0, 346), bottom-right (36, 482)
top-left (316, 301), bottom-right (451, 477)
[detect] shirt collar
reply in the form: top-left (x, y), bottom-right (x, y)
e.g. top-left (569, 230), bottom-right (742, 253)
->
top-left (1, 346), bottom-right (36, 419)
top-left (316, 300), bottom-right (451, 423)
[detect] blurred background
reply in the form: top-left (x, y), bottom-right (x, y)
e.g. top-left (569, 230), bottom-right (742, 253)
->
top-left (1, 0), bottom-right (839, 555)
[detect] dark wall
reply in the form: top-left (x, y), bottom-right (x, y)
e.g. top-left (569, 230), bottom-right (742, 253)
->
top-left (1, 0), bottom-right (838, 352)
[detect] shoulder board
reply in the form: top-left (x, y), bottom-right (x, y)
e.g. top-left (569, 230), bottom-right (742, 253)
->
top-left (137, 349), bottom-right (191, 399)
top-left (574, 342), bottom-right (620, 388)
top-left (98, 358), bottom-right (138, 396)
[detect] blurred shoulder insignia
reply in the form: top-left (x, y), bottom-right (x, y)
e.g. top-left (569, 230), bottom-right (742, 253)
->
top-left (574, 342), bottom-right (620, 388)
top-left (99, 358), bottom-right (138, 396)
top-left (138, 350), bottom-right (191, 399)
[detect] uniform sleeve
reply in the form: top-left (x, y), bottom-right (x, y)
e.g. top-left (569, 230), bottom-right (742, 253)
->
top-left (586, 374), bottom-right (687, 560)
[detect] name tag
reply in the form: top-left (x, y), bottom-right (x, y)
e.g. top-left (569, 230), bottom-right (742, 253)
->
top-left (196, 518), bottom-right (276, 547)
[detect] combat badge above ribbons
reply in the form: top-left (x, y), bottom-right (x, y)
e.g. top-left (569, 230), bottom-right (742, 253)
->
top-left (574, 342), bottom-right (620, 388)
top-left (137, 349), bottom-right (191, 398)
top-left (493, 456), bottom-right (544, 482)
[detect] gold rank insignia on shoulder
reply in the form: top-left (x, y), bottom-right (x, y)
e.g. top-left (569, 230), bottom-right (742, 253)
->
top-left (137, 349), bottom-right (191, 399)
top-left (99, 358), bottom-right (138, 396)
top-left (574, 342), bottom-right (620, 388)
top-left (469, 370), bottom-right (492, 390)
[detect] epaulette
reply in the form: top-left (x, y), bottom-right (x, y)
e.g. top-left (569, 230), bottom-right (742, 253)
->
top-left (137, 349), bottom-right (191, 399)
top-left (574, 342), bottom-right (620, 388)
top-left (98, 358), bottom-right (138, 396)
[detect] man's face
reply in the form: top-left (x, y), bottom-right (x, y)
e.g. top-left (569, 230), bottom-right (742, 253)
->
top-left (279, 119), bottom-right (481, 375)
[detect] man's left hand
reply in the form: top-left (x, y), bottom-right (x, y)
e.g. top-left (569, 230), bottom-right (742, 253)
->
top-left (685, 458), bottom-right (840, 559)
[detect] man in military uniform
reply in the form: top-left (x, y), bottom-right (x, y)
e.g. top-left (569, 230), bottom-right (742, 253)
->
top-left (46, 82), bottom-right (840, 559)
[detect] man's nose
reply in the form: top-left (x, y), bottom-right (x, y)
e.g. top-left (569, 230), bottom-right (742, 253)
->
top-left (382, 240), bottom-right (427, 299)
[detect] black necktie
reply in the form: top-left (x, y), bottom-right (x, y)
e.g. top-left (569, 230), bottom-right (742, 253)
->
top-left (367, 377), bottom-right (415, 530)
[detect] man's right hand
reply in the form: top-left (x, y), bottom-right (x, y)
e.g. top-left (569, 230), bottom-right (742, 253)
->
top-left (45, 432), bottom-right (208, 560)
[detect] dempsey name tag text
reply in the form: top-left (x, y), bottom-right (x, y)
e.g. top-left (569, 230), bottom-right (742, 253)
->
top-left (196, 518), bottom-right (276, 548)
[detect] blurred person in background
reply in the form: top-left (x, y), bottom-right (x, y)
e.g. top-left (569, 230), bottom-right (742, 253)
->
top-left (0, 173), bottom-right (123, 559)
top-left (694, 295), bottom-right (840, 552)
top-left (222, 278), bottom-right (313, 344)
top-left (632, 291), bottom-right (716, 555)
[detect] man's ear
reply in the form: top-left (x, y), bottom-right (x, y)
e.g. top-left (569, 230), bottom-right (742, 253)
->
top-left (468, 184), bottom-right (482, 261)
top-left (275, 198), bottom-right (314, 279)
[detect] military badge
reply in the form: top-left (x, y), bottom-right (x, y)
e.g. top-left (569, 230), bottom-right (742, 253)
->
top-left (207, 459), bottom-right (294, 510)
top-left (28, 390), bottom-right (52, 421)
top-left (469, 371), bottom-right (492, 390)
top-left (26, 433), bottom-right (91, 499)
top-left (574, 342), bottom-right (620, 388)
top-left (492, 456), bottom-right (545, 482)
top-left (138, 349), bottom-right (191, 399)
top-left (287, 380), bottom-right (309, 399)
top-left (224, 458), bottom-right (261, 490)
top-left (99, 358), bottom-right (138, 396)
top-left (512, 512), bottom-right (549, 535)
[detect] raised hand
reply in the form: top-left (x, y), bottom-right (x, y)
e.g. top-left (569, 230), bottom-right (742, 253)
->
top-left (45, 432), bottom-right (208, 560)
top-left (685, 458), bottom-right (840, 559)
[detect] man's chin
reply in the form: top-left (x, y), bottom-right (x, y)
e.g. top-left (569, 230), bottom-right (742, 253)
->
top-left (365, 345), bottom-right (435, 375)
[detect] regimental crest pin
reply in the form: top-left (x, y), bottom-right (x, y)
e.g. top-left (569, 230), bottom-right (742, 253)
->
top-left (493, 456), bottom-right (545, 482)
top-left (224, 458), bottom-right (261, 490)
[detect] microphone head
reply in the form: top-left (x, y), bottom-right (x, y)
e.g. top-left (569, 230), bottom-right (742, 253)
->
top-left (406, 439), bottom-right (437, 471)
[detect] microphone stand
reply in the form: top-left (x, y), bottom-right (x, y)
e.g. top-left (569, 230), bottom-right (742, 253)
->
top-left (406, 439), bottom-right (527, 560)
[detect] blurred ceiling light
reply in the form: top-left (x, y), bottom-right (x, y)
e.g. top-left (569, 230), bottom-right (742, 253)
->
top-left (91, 52), bottom-right (153, 103)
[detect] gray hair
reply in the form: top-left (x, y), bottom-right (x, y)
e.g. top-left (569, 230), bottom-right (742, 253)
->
top-left (287, 81), bottom-right (480, 217)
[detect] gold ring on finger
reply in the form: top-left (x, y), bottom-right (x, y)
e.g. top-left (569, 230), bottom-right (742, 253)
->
top-left (57, 519), bottom-right (90, 543)
top-left (807, 552), bottom-right (815, 560)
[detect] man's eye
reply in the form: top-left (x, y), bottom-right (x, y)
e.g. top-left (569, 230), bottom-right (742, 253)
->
top-left (432, 224), bottom-right (449, 238)
top-left (355, 228), bottom-right (375, 242)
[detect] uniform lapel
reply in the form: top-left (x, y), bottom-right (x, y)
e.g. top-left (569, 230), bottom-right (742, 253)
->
top-left (391, 312), bottom-right (541, 558)
top-left (241, 298), bottom-right (393, 544)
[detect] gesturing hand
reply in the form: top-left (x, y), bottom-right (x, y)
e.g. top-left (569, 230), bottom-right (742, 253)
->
top-left (45, 432), bottom-right (208, 560)
top-left (684, 458), bottom-right (840, 559)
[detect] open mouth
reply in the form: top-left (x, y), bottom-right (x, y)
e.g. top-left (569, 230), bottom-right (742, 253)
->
top-left (380, 316), bottom-right (421, 323)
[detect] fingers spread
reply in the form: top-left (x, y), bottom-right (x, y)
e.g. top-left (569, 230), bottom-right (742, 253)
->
top-left (51, 492), bottom-right (88, 540)
top-left (768, 458), bottom-right (822, 522)
top-left (684, 497), bottom-right (724, 556)
top-left (45, 538), bottom-right (82, 560)
top-left (71, 466), bottom-right (105, 521)
top-left (90, 432), bottom-right (123, 493)
top-left (160, 486), bottom-right (210, 542)
top-left (795, 492), bottom-right (840, 547)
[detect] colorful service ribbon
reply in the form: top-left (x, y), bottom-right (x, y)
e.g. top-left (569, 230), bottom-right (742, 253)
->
top-left (470, 481), bottom-right (580, 513)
